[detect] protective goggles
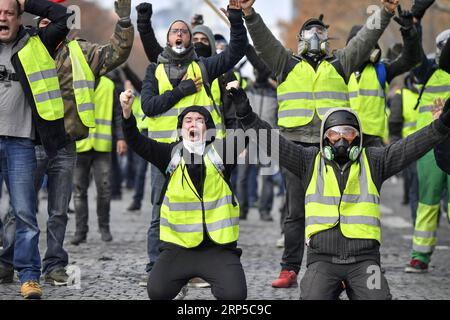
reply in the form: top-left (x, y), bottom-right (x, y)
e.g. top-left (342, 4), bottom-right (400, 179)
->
top-left (301, 26), bottom-right (328, 41)
top-left (169, 28), bottom-right (189, 35)
top-left (324, 125), bottom-right (359, 144)
top-left (437, 38), bottom-right (448, 50)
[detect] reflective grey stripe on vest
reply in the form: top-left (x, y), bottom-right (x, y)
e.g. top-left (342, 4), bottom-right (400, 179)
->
top-left (305, 160), bottom-right (340, 206)
top-left (414, 230), bottom-right (437, 239)
top-left (419, 105), bottom-right (432, 113)
top-left (278, 91), bottom-right (348, 102)
top-left (340, 215), bottom-right (380, 227)
top-left (357, 89), bottom-right (385, 98)
top-left (341, 156), bottom-right (380, 204)
top-left (306, 216), bottom-right (338, 226)
top-left (78, 103), bottom-right (95, 112)
top-left (163, 195), bottom-right (234, 212)
top-left (160, 217), bottom-right (238, 233)
top-left (317, 107), bottom-right (339, 117)
top-left (35, 90), bottom-right (62, 103)
top-left (28, 69), bottom-right (58, 83)
top-left (160, 217), bottom-right (203, 233)
top-left (314, 92), bottom-right (349, 101)
top-left (160, 105), bottom-right (215, 117)
top-left (149, 130), bottom-right (177, 139)
top-left (403, 121), bottom-right (417, 128)
top-left (73, 80), bottom-right (95, 90)
top-left (206, 217), bottom-right (239, 232)
top-left (278, 109), bottom-right (314, 118)
top-left (425, 85), bottom-right (450, 93)
top-left (412, 244), bottom-right (434, 253)
top-left (277, 92), bottom-right (314, 102)
top-left (95, 119), bottom-right (112, 126)
top-left (89, 133), bottom-right (112, 141)
top-left (349, 91), bottom-right (358, 98)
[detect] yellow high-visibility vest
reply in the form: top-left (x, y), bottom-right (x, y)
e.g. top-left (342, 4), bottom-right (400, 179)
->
top-left (148, 62), bottom-right (224, 143)
top-left (305, 150), bottom-right (381, 242)
top-left (67, 40), bottom-right (96, 128)
top-left (416, 69), bottom-right (450, 130)
top-left (18, 35), bottom-right (64, 121)
top-left (76, 77), bottom-right (114, 152)
top-left (348, 64), bottom-right (388, 138)
top-left (398, 88), bottom-right (419, 138)
top-left (277, 59), bottom-right (349, 128)
top-left (160, 147), bottom-right (240, 248)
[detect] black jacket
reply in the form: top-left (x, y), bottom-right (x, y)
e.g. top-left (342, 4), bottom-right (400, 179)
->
top-left (435, 135), bottom-right (450, 175)
top-left (239, 106), bottom-right (450, 266)
top-left (9, 0), bottom-right (73, 158)
top-left (140, 9), bottom-right (248, 118)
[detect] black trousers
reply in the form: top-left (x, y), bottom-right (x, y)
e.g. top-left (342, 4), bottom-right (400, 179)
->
top-left (148, 243), bottom-right (247, 300)
top-left (300, 260), bottom-right (392, 300)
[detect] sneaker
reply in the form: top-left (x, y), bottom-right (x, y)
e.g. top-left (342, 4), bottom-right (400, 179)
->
top-left (21, 281), bottom-right (42, 299)
top-left (405, 259), bottom-right (429, 273)
top-left (276, 235), bottom-right (285, 248)
top-left (0, 265), bottom-right (14, 283)
top-left (71, 233), bottom-right (86, 245)
top-left (271, 270), bottom-right (297, 288)
top-left (127, 202), bottom-right (141, 212)
top-left (174, 286), bottom-right (188, 300)
top-left (188, 277), bottom-right (211, 288)
top-left (44, 268), bottom-right (69, 286)
top-left (100, 228), bottom-right (113, 242)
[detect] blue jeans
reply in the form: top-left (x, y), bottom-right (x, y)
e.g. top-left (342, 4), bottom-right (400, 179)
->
top-left (35, 143), bottom-right (76, 274)
top-left (145, 164), bottom-right (165, 273)
top-left (0, 137), bottom-right (40, 282)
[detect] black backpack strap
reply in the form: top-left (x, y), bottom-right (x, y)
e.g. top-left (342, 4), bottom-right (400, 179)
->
top-left (197, 60), bottom-right (224, 123)
top-left (326, 55), bottom-right (347, 83)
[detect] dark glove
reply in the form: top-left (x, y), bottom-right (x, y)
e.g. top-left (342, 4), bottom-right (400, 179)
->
top-left (228, 87), bottom-right (251, 117)
top-left (136, 2), bottom-right (153, 23)
top-left (177, 79), bottom-right (197, 97)
top-left (393, 5), bottom-right (414, 31)
top-left (440, 98), bottom-right (450, 127)
top-left (411, 0), bottom-right (435, 20)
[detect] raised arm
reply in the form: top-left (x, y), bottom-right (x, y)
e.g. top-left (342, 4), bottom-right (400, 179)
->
top-left (241, 0), bottom-right (290, 79)
top-left (82, 0), bottom-right (134, 77)
top-left (136, 2), bottom-right (163, 63)
top-left (336, 1), bottom-right (397, 79)
top-left (28, 0), bottom-right (73, 54)
top-left (202, 5), bottom-right (249, 83)
top-left (120, 90), bottom-right (173, 173)
top-left (385, 7), bottom-right (421, 83)
top-left (232, 87), bottom-right (316, 179)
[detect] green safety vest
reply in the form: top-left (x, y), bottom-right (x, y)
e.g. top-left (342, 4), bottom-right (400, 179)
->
top-left (398, 88), bottom-right (419, 138)
top-left (132, 96), bottom-right (147, 132)
top-left (67, 40), bottom-right (96, 128)
top-left (148, 62), bottom-right (224, 143)
top-left (348, 64), bottom-right (388, 138)
top-left (416, 69), bottom-right (450, 130)
top-left (277, 59), bottom-right (349, 128)
top-left (160, 147), bottom-right (240, 248)
top-left (18, 35), bottom-right (64, 121)
top-left (305, 150), bottom-right (381, 242)
top-left (76, 77), bottom-right (114, 153)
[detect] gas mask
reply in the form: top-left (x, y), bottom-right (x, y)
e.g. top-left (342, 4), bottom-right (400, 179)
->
top-left (323, 125), bottom-right (360, 164)
top-left (298, 25), bottom-right (329, 57)
top-left (194, 42), bottom-right (212, 58)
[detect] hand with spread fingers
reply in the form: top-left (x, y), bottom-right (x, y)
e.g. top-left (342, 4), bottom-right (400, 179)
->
top-left (393, 5), bottom-right (414, 30)
top-left (382, 0), bottom-right (400, 14)
top-left (240, 0), bottom-right (256, 16)
top-left (115, 0), bottom-right (132, 20)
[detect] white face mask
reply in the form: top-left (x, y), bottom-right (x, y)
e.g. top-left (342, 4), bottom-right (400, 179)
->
top-left (172, 45), bottom-right (187, 54)
top-left (183, 139), bottom-right (206, 156)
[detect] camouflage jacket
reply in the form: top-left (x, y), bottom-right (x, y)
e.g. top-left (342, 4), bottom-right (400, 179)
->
top-left (55, 21), bottom-right (134, 141)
